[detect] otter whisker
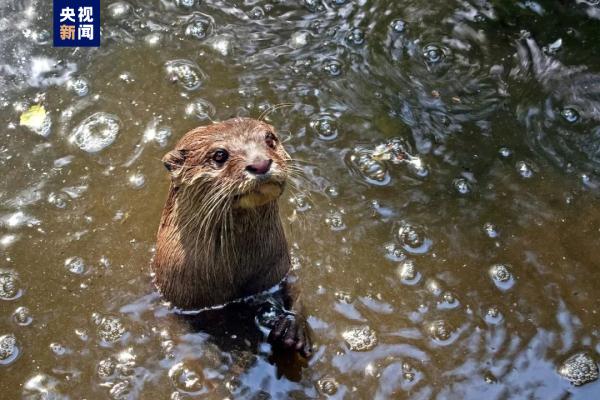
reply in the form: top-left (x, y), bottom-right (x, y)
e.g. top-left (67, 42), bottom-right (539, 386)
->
top-left (258, 102), bottom-right (295, 122)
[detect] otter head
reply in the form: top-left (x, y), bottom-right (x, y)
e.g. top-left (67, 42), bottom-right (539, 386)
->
top-left (162, 118), bottom-right (289, 209)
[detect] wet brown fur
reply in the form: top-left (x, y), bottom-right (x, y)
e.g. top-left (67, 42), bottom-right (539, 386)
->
top-left (152, 118), bottom-right (292, 310)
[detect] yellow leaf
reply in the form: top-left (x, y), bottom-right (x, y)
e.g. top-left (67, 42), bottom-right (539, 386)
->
top-left (20, 105), bottom-right (47, 129)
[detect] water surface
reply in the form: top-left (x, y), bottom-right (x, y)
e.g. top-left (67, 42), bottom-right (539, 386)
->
top-left (1, 0), bottom-right (600, 398)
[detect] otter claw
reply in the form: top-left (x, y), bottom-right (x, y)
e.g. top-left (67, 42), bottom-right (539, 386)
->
top-left (267, 313), bottom-right (312, 358)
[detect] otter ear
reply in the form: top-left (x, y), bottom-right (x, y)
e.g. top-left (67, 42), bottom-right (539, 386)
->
top-left (162, 149), bottom-right (187, 175)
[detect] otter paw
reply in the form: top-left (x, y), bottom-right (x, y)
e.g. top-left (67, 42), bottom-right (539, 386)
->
top-left (267, 312), bottom-right (312, 358)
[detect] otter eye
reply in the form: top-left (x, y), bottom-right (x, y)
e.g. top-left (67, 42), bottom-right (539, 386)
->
top-left (265, 132), bottom-right (277, 149)
top-left (212, 149), bottom-right (229, 164)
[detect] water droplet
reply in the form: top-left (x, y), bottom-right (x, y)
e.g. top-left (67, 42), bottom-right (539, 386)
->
top-left (311, 115), bottom-right (338, 140)
top-left (168, 361), bottom-right (205, 394)
top-left (70, 112), bottom-right (120, 153)
top-left (95, 315), bottom-right (126, 344)
top-left (67, 77), bottom-right (89, 96)
top-left (107, 1), bottom-right (132, 19)
top-left (391, 19), bottom-right (406, 33)
top-left (516, 160), bottom-right (533, 178)
top-left (165, 60), bottom-right (206, 91)
top-left (0, 270), bottom-right (22, 300)
top-left (561, 107), bottom-right (580, 123)
top-left (423, 44), bottom-right (445, 64)
top-left (346, 28), bottom-right (365, 45)
top-left (248, 6), bottom-right (265, 19)
top-left (0, 334), bottom-right (19, 365)
top-left (427, 320), bottom-right (456, 344)
top-left (185, 98), bottom-right (215, 121)
top-left (128, 172), bottom-right (146, 189)
top-left (323, 59), bottom-right (342, 76)
top-left (397, 222), bottom-right (432, 254)
top-left (397, 260), bottom-right (421, 285)
top-left (453, 178), bottom-right (471, 195)
top-left (489, 264), bottom-right (514, 291)
top-left (317, 376), bottom-right (339, 395)
top-left (342, 326), bottom-right (378, 351)
top-left (13, 306), bottom-right (32, 326)
top-left (559, 353), bottom-right (599, 386)
top-left (65, 257), bottom-right (86, 274)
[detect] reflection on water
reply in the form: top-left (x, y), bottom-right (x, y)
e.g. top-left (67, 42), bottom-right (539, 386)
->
top-left (1, 0), bottom-right (600, 398)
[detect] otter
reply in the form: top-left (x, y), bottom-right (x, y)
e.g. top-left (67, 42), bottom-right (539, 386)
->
top-left (152, 117), bottom-right (311, 357)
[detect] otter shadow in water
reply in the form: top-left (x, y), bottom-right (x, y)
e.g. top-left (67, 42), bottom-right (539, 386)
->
top-left (179, 293), bottom-right (308, 382)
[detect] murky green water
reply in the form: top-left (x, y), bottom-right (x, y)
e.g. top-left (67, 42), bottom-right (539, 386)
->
top-left (2, 0), bottom-right (600, 398)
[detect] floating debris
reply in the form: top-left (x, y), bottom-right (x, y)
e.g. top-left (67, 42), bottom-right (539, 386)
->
top-left (20, 104), bottom-right (51, 137)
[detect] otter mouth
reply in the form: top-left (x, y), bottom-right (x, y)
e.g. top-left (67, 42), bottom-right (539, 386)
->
top-left (234, 181), bottom-right (285, 209)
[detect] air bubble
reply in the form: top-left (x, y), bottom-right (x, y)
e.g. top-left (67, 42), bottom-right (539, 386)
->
top-left (483, 222), bottom-right (499, 238)
top-left (185, 18), bottom-right (212, 40)
top-left (516, 161), bottom-right (533, 178)
top-left (397, 222), bottom-right (432, 254)
top-left (248, 6), bottom-right (265, 19)
top-left (67, 77), bottom-right (89, 96)
top-left (185, 98), bottom-right (215, 121)
top-left (168, 361), bottom-right (205, 394)
top-left (484, 306), bottom-right (503, 324)
top-left (346, 28), bottom-right (365, 45)
top-left (427, 320), bottom-right (457, 345)
top-left (13, 306), bottom-right (32, 326)
top-left (65, 257), bottom-right (86, 275)
top-left (559, 353), bottom-right (599, 386)
top-left (175, 0), bottom-right (196, 8)
top-left (397, 260), bottom-right (421, 285)
top-left (0, 270), bottom-right (22, 300)
top-left (317, 376), bottom-right (339, 395)
top-left (95, 315), bottom-right (126, 344)
top-left (311, 115), bottom-right (338, 140)
top-left (107, 2), bottom-right (132, 19)
top-left (0, 334), bottom-right (19, 365)
top-left (391, 19), bottom-right (406, 33)
top-left (165, 60), bottom-right (206, 91)
top-left (325, 211), bottom-right (345, 231)
top-left (70, 112), bottom-right (120, 153)
top-left (423, 44), bottom-right (445, 64)
top-left (499, 147), bottom-right (512, 158)
top-left (323, 59), bottom-right (342, 76)
top-left (489, 264), bottom-right (514, 291)
top-left (560, 107), bottom-right (579, 123)
top-left (453, 178), bottom-right (471, 195)
top-left (128, 172), bottom-right (146, 189)
top-left (342, 326), bottom-right (378, 351)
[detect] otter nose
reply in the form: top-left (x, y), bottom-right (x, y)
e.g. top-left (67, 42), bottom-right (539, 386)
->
top-left (246, 159), bottom-right (272, 175)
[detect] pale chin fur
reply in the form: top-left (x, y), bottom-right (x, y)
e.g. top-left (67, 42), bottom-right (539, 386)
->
top-left (234, 182), bottom-right (284, 209)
